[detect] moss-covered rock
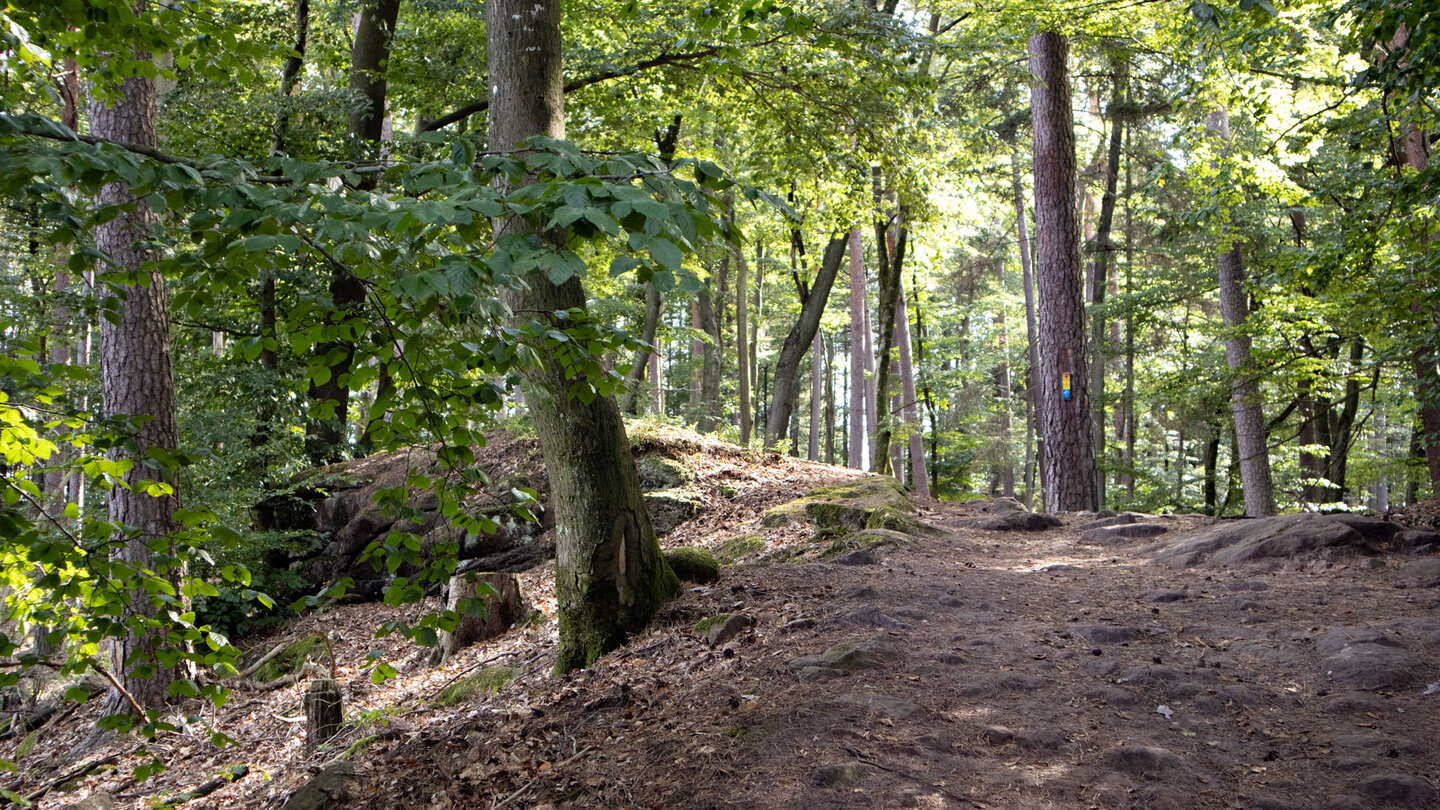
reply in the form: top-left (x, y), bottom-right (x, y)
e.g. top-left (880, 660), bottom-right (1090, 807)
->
top-left (693, 613), bottom-right (733, 634)
top-left (636, 454), bottom-right (694, 490)
top-left (716, 535), bottom-right (765, 563)
top-left (865, 505), bottom-right (940, 536)
top-left (253, 633), bottom-right (327, 682)
top-left (664, 547), bottom-right (720, 583)
top-left (431, 667), bottom-right (517, 708)
top-left (644, 488), bottom-right (704, 535)
top-left (820, 528), bottom-right (913, 559)
top-left (762, 476), bottom-right (911, 530)
top-left (342, 735), bottom-right (379, 761)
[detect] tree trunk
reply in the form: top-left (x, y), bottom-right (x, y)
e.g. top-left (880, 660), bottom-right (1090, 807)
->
top-left (1013, 147), bottom-right (1043, 507)
top-left (620, 283), bottom-right (662, 415)
top-left (847, 228), bottom-right (866, 469)
top-left (894, 280), bottom-right (928, 497)
top-left (736, 230), bottom-right (752, 444)
top-left (824, 331), bottom-right (836, 464)
top-left (695, 285), bottom-right (722, 433)
top-left (1029, 31), bottom-right (1098, 512)
top-left (487, 0), bottom-right (677, 673)
top-left (90, 64), bottom-right (179, 713)
top-left (992, 251), bottom-right (1015, 498)
top-left (306, 0), bottom-right (401, 465)
top-left (270, 0), bottom-right (310, 155)
top-left (430, 572), bottom-right (523, 666)
top-left (304, 679), bottom-right (342, 752)
top-left (1088, 61), bottom-right (1127, 508)
top-left (765, 236), bottom-right (845, 449)
top-left (1209, 109), bottom-right (1277, 516)
top-left (870, 199), bottom-right (906, 476)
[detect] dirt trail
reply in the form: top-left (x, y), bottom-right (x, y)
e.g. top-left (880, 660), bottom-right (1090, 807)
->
top-left (357, 499), bottom-right (1440, 810)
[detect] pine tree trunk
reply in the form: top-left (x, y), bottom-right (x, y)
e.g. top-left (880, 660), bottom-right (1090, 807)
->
top-left (736, 233), bottom-right (752, 444)
top-left (487, 0), bottom-right (677, 673)
top-left (993, 251), bottom-right (1014, 498)
top-left (1029, 31), bottom-right (1098, 512)
top-left (620, 283), bottom-right (662, 415)
top-left (90, 64), bottom-right (178, 713)
top-left (1209, 110), bottom-right (1276, 516)
top-left (824, 332), bottom-right (836, 464)
top-left (847, 228), bottom-right (867, 469)
top-left (808, 330), bottom-right (822, 460)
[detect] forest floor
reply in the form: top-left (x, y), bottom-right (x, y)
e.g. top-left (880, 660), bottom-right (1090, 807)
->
top-left (6, 427), bottom-right (1440, 810)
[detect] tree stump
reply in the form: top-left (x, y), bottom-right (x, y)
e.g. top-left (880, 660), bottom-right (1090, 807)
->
top-left (304, 679), bottom-right (342, 753)
top-left (429, 572), bottom-right (523, 666)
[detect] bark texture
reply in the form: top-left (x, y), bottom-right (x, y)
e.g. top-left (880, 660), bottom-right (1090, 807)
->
top-left (488, 0), bottom-right (677, 673)
top-left (1029, 32), bottom-right (1098, 512)
top-left (90, 67), bottom-right (179, 713)
top-left (847, 228), bottom-right (867, 469)
top-left (1208, 109), bottom-right (1276, 516)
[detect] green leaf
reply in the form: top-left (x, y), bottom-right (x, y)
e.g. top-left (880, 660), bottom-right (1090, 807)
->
top-left (647, 237), bottom-right (683, 271)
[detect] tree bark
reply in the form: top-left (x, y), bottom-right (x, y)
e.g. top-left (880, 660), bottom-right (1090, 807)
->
top-left (90, 64), bottom-right (178, 713)
top-left (870, 201), bottom-right (906, 476)
top-left (270, 0), bottom-right (310, 155)
top-left (1208, 109), bottom-right (1277, 516)
top-left (895, 279), bottom-right (928, 497)
top-left (765, 236), bottom-right (845, 449)
top-left (1029, 31), bottom-right (1098, 512)
top-left (735, 223), bottom-right (752, 444)
top-left (1088, 62), bottom-right (1127, 508)
top-left (487, 0), bottom-right (677, 673)
top-left (847, 228), bottom-right (867, 469)
top-left (695, 284), bottom-right (722, 433)
top-left (1012, 147), bottom-right (1044, 507)
top-left (993, 251), bottom-right (1015, 498)
top-left (619, 282), bottom-right (662, 415)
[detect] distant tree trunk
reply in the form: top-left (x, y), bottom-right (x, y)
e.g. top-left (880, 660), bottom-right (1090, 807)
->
top-left (766, 236), bottom-right (845, 449)
top-left (1120, 122), bottom-right (1136, 500)
top-left (862, 282), bottom-right (877, 464)
top-left (871, 199), bottom-right (907, 477)
top-left (808, 329), bottom-right (823, 460)
top-left (750, 242), bottom-right (765, 431)
top-left (1088, 61), bottom-right (1127, 508)
top-left (488, 0), bottom-right (677, 673)
top-left (912, 286), bottom-right (941, 495)
top-left (690, 301), bottom-right (703, 413)
top-left (894, 280), bottom-right (928, 497)
top-left (1013, 147), bottom-right (1043, 507)
top-left (306, 0), bottom-right (401, 465)
top-left (1325, 337), bottom-right (1365, 500)
top-left (736, 233), bottom-right (752, 445)
top-left (270, 0), bottom-right (310, 155)
top-left (1208, 109), bottom-right (1277, 516)
top-left (90, 63), bottom-right (179, 713)
top-left (695, 285), bottom-right (722, 433)
top-left (620, 283), bottom-right (662, 415)
top-left (1029, 31), bottom-right (1098, 512)
top-left (847, 228), bottom-right (866, 469)
top-left (824, 332), bottom-right (836, 464)
top-left (992, 252), bottom-right (1015, 498)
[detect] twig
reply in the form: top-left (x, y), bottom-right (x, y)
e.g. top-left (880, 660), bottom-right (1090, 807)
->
top-left (234, 637), bottom-right (294, 680)
top-left (842, 745), bottom-right (983, 807)
top-left (91, 663), bottom-right (147, 719)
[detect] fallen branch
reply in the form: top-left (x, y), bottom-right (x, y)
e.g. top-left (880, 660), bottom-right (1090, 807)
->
top-left (234, 637), bottom-right (294, 680)
top-left (172, 765), bottom-right (250, 804)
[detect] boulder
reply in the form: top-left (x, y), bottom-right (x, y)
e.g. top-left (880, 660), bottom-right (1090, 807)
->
top-left (762, 477), bottom-right (938, 540)
top-left (644, 488), bottom-right (704, 535)
top-left (280, 762), bottom-right (358, 810)
top-left (635, 453), bottom-right (693, 490)
top-left (786, 635), bottom-right (903, 680)
top-left (1147, 513), bottom-right (1381, 569)
top-left (1081, 523), bottom-right (1169, 544)
top-left (986, 496), bottom-right (1027, 513)
top-left (967, 512), bottom-right (1063, 532)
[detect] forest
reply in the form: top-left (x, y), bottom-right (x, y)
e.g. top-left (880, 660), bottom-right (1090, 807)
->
top-left (0, 0), bottom-right (1436, 793)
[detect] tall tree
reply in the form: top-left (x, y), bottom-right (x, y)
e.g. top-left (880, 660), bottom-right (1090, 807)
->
top-left (487, 0), bottom-right (677, 672)
top-left (89, 51), bottom-right (179, 713)
top-left (1208, 109), bottom-right (1276, 516)
top-left (1088, 59), bottom-right (1127, 506)
top-left (847, 227), bottom-right (867, 468)
top-left (764, 235), bottom-right (845, 449)
top-left (1029, 31), bottom-right (1098, 512)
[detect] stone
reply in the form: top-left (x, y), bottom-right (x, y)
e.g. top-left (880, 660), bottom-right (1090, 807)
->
top-left (1076, 625), bottom-right (1141, 644)
top-left (1323, 797), bottom-right (1367, 810)
top-left (664, 546), bottom-right (720, 582)
top-left (762, 477), bottom-right (913, 531)
top-left (786, 635), bottom-right (902, 675)
top-left (783, 618), bottom-right (817, 632)
top-left (280, 762), bottom-right (357, 810)
top-left (1103, 743), bottom-right (1182, 775)
top-left (1081, 523), bottom-right (1170, 545)
top-left (1080, 513), bottom-right (1139, 530)
top-left (645, 489), bottom-right (704, 535)
top-left (706, 613), bottom-right (753, 647)
top-left (834, 549), bottom-right (878, 566)
top-left (981, 725), bottom-right (1015, 744)
top-left (1398, 556), bottom-right (1440, 582)
top-left (1149, 513), bottom-right (1380, 569)
top-left (635, 454), bottom-right (693, 490)
top-left (1019, 729), bottom-right (1066, 751)
top-left (987, 496), bottom-right (1027, 513)
top-left (1322, 693), bottom-right (1386, 715)
top-left (1396, 529), bottom-right (1440, 551)
top-left (995, 672), bottom-right (1045, 691)
top-left (1143, 589), bottom-right (1187, 603)
top-left (1354, 774), bottom-right (1436, 806)
top-left (1315, 627), bottom-right (1397, 656)
top-left (938, 595), bottom-right (964, 608)
top-left (1322, 644), bottom-right (1418, 691)
top-left (812, 764), bottom-right (867, 787)
top-left (835, 606), bottom-right (912, 630)
top-left (968, 512), bottom-right (1063, 531)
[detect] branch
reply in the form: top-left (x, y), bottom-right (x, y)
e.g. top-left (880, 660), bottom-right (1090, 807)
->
top-left (423, 45), bottom-right (730, 133)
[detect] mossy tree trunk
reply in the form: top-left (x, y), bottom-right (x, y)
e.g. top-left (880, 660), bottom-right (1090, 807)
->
top-left (487, 0), bottom-right (678, 674)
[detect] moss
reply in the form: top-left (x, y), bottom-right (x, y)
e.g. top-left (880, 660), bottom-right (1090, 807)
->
top-left (431, 666), bottom-right (517, 708)
top-left (636, 454), bottom-right (694, 489)
top-left (719, 484), bottom-right (738, 498)
top-left (865, 506), bottom-right (941, 536)
top-left (761, 476), bottom-right (913, 530)
top-left (254, 632), bottom-right (326, 682)
top-left (820, 529), bottom-right (912, 559)
top-left (693, 613), bottom-right (733, 634)
top-left (552, 548), bottom-right (680, 676)
top-left (343, 735), bottom-right (379, 760)
top-left (716, 535), bottom-right (765, 563)
top-left (663, 547), bottom-right (720, 582)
